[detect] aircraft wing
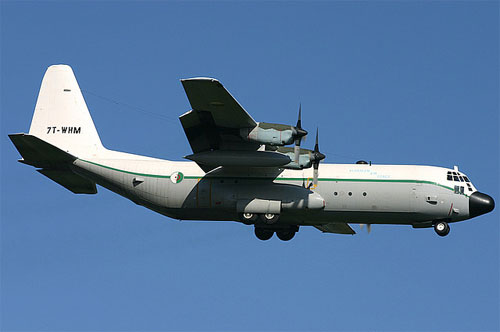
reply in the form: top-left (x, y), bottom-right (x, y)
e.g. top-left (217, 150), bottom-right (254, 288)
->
top-left (180, 78), bottom-right (260, 154)
top-left (180, 78), bottom-right (266, 172)
top-left (181, 78), bottom-right (257, 129)
top-left (314, 223), bottom-right (356, 235)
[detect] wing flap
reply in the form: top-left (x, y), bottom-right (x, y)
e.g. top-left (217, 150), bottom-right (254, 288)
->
top-left (315, 223), bottom-right (356, 235)
top-left (179, 110), bottom-right (220, 153)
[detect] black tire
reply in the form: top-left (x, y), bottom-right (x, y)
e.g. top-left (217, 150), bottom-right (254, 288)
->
top-left (434, 221), bottom-right (450, 237)
top-left (239, 212), bottom-right (258, 224)
top-left (259, 213), bottom-right (280, 225)
top-left (276, 230), bottom-right (295, 241)
top-left (255, 227), bottom-right (274, 241)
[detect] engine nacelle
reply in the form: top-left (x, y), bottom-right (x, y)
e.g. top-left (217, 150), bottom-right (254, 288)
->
top-left (276, 147), bottom-right (314, 170)
top-left (240, 122), bottom-right (295, 146)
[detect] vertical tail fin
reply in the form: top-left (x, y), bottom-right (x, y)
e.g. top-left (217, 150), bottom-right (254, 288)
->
top-left (29, 65), bottom-right (103, 157)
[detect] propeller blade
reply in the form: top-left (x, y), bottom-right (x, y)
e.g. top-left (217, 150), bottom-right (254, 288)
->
top-left (294, 143), bottom-right (300, 163)
top-left (314, 128), bottom-right (319, 152)
top-left (360, 224), bottom-right (372, 233)
top-left (293, 104), bottom-right (307, 163)
top-left (296, 103), bottom-right (302, 129)
top-left (311, 128), bottom-right (325, 186)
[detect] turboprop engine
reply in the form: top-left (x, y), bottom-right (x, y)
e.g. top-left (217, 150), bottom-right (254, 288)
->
top-left (276, 147), bottom-right (314, 170)
top-left (275, 129), bottom-right (325, 175)
top-left (240, 105), bottom-right (308, 163)
top-left (240, 122), bottom-right (305, 146)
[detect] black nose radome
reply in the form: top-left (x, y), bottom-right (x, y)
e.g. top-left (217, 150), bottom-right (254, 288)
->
top-left (469, 192), bottom-right (495, 218)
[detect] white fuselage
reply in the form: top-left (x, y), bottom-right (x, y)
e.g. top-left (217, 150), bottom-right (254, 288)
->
top-left (70, 148), bottom-right (475, 227)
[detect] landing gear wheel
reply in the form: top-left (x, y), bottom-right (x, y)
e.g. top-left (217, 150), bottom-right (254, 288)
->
top-left (434, 221), bottom-right (450, 237)
top-left (254, 227), bottom-right (274, 241)
top-left (260, 213), bottom-right (280, 225)
top-left (239, 212), bottom-right (258, 224)
top-left (276, 230), bottom-right (295, 241)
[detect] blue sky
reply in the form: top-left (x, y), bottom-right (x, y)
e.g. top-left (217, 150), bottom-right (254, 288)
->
top-left (1, 1), bottom-right (498, 331)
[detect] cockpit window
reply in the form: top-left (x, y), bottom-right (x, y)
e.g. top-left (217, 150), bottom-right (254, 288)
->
top-left (446, 171), bottom-right (472, 184)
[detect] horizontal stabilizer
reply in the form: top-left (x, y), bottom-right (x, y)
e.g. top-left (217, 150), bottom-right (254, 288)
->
top-left (38, 169), bottom-right (97, 194)
top-left (9, 133), bottom-right (76, 168)
top-left (9, 133), bottom-right (97, 194)
top-left (314, 223), bottom-right (356, 235)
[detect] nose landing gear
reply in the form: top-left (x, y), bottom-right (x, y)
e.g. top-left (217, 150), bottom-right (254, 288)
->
top-left (434, 221), bottom-right (450, 237)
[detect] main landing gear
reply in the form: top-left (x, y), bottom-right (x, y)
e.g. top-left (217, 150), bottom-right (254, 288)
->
top-left (260, 213), bottom-right (280, 225)
top-left (254, 227), bottom-right (274, 241)
top-left (239, 213), bottom-right (297, 241)
top-left (254, 226), bottom-right (299, 241)
top-left (239, 213), bottom-right (280, 225)
top-left (239, 213), bottom-right (258, 224)
top-left (434, 221), bottom-right (450, 237)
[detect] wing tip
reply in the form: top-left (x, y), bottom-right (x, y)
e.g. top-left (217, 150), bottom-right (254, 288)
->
top-left (181, 77), bottom-right (220, 82)
top-left (181, 77), bottom-right (223, 88)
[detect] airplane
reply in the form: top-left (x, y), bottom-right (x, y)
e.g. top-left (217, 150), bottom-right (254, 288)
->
top-left (9, 65), bottom-right (495, 241)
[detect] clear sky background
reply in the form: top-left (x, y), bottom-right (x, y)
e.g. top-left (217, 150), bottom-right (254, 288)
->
top-left (1, 1), bottom-right (498, 331)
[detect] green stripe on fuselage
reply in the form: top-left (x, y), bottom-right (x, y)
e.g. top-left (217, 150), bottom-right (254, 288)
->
top-left (78, 159), bottom-right (466, 196)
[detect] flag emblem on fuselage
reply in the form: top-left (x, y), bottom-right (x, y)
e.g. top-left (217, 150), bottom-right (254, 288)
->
top-left (170, 171), bottom-right (184, 184)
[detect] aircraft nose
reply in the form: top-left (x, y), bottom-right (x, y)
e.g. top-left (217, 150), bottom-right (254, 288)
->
top-left (469, 192), bottom-right (495, 218)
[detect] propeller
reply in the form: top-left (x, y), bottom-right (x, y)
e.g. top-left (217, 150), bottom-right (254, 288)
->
top-left (312, 128), bottom-right (325, 186)
top-left (293, 104), bottom-right (308, 163)
top-left (360, 224), bottom-right (372, 233)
